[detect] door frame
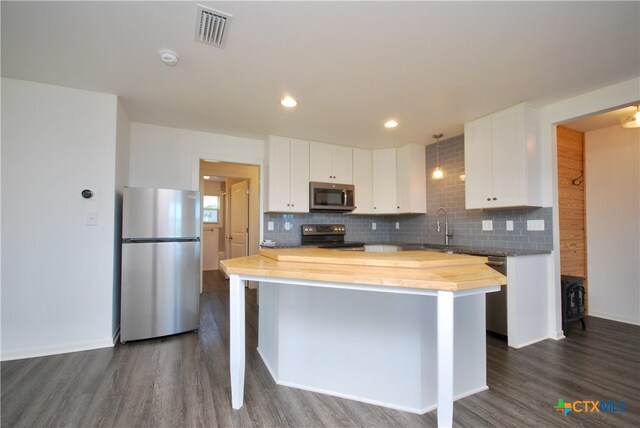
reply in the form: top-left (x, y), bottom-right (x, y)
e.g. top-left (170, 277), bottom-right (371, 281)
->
top-left (193, 155), bottom-right (262, 292)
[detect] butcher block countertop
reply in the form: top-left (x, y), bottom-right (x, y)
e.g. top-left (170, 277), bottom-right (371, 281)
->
top-left (220, 248), bottom-right (507, 292)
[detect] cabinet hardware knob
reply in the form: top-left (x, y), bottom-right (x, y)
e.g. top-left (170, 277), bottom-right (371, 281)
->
top-left (493, 197), bottom-right (497, 201)
top-left (487, 198), bottom-right (491, 201)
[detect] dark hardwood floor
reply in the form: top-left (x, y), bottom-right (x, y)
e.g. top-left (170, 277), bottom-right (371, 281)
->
top-left (2, 271), bottom-right (638, 427)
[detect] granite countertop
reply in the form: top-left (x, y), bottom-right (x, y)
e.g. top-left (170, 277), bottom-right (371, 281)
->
top-left (260, 241), bottom-right (550, 257)
top-left (377, 242), bottom-right (552, 257)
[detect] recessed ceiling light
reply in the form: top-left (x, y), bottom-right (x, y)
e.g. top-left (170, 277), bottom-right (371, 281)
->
top-left (159, 49), bottom-right (179, 66)
top-left (281, 96), bottom-right (297, 108)
top-left (384, 120), bottom-right (398, 128)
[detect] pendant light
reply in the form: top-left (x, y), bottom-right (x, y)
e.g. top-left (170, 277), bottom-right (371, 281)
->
top-left (432, 133), bottom-right (444, 180)
top-left (620, 105), bottom-right (640, 128)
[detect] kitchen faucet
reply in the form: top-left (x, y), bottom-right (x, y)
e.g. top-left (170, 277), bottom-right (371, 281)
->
top-left (436, 207), bottom-right (453, 246)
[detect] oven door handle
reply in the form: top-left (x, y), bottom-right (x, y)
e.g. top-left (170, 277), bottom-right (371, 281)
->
top-left (342, 189), bottom-right (347, 206)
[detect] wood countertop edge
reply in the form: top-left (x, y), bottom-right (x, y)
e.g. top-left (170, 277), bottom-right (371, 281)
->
top-left (220, 255), bottom-right (506, 292)
top-left (258, 248), bottom-right (489, 269)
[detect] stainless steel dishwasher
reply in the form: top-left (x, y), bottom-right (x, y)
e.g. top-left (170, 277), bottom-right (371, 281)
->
top-left (485, 256), bottom-right (507, 338)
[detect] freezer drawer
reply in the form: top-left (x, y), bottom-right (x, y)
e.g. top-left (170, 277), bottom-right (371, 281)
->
top-left (123, 187), bottom-right (200, 239)
top-left (121, 241), bottom-right (200, 342)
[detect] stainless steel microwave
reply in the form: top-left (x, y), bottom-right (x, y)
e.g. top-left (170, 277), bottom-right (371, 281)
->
top-left (309, 182), bottom-right (355, 212)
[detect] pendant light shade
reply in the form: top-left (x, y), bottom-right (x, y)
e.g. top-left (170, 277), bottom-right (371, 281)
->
top-left (432, 133), bottom-right (444, 180)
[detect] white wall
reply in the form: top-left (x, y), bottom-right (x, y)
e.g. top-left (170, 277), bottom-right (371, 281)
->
top-left (1, 78), bottom-right (120, 360)
top-left (585, 125), bottom-right (640, 325)
top-left (129, 122), bottom-right (263, 191)
top-left (539, 76), bottom-right (640, 339)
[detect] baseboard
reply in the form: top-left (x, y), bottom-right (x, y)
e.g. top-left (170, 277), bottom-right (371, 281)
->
top-left (588, 311), bottom-right (640, 326)
top-left (1, 338), bottom-right (115, 362)
top-left (509, 335), bottom-right (549, 349)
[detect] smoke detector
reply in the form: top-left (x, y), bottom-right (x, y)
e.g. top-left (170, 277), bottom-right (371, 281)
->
top-left (195, 4), bottom-right (232, 48)
top-left (159, 49), bottom-right (179, 66)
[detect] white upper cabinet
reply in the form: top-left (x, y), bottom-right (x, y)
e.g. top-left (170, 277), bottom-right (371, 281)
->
top-left (372, 148), bottom-right (397, 214)
top-left (352, 148), bottom-right (373, 214)
top-left (464, 103), bottom-right (542, 209)
top-left (310, 142), bottom-right (353, 184)
top-left (266, 136), bottom-right (310, 212)
top-left (396, 143), bottom-right (426, 214)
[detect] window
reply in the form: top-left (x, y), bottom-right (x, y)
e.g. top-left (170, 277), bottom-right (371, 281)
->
top-left (203, 195), bottom-right (220, 223)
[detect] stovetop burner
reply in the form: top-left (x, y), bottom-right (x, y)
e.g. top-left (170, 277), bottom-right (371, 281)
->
top-left (301, 224), bottom-right (365, 249)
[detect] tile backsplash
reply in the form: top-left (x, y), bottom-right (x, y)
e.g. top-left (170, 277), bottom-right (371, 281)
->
top-left (264, 134), bottom-right (553, 251)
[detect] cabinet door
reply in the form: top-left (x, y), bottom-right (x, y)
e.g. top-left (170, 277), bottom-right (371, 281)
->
top-left (396, 144), bottom-right (426, 213)
top-left (331, 146), bottom-right (353, 184)
top-left (267, 136), bottom-right (292, 212)
top-left (352, 148), bottom-right (373, 214)
top-left (309, 142), bottom-right (333, 182)
top-left (491, 105), bottom-right (526, 206)
top-left (464, 116), bottom-right (493, 209)
top-left (372, 148), bottom-right (397, 214)
top-left (289, 138), bottom-right (310, 212)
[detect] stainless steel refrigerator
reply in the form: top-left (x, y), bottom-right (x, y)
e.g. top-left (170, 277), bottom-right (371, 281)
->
top-left (120, 187), bottom-right (201, 343)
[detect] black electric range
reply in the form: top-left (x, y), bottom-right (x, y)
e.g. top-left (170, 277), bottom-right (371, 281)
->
top-left (301, 224), bottom-right (365, 250)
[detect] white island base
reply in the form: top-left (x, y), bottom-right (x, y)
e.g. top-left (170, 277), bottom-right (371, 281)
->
top-left (257, 281), bottom-right (489, 414)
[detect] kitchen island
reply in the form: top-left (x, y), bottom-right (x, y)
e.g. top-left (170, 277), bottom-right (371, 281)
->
top-left (220, 248), bottom-right (506, 428)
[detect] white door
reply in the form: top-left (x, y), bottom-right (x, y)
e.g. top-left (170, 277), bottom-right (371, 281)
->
top-left (230, 180), bottom-right (249, 258)
top-left (202, 227), bottom-right (219, 270)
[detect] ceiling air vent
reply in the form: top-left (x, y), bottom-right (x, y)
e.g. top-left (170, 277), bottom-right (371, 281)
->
top-left (195, 5), bottom-right (232, 48)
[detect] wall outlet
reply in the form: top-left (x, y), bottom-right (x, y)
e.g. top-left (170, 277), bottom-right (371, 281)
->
top-left (506, 220), bottom-right (514, 231)
top-left (284, 222), bottom-right (291, 231)
top-left (372, 222), bottom-right (377, 230)
top-left (527, 219), bottom-right (545, 231)
top-left (482, 220), bottom-right (493, 231)
top-left (267, 221), bottom-right (274, 231)
top-left (395, 222), bottom-right (400, 230)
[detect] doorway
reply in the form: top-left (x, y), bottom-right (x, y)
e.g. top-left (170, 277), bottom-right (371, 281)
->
top-left (558, 105), bottom-right (640, 325)
top-left (199, 160), bottom-right (260, 275)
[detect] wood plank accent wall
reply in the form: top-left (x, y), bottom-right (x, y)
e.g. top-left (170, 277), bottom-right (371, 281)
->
top-left (556, 125), bottom-right (588, 311)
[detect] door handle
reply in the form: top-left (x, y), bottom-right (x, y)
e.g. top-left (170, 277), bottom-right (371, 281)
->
top-left (227, 235), bottom-right (233, 240)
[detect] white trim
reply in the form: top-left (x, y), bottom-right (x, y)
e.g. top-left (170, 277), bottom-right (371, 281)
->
top-left (1, 339), bottom-right (114, 361)
top-left (509, 335), bottom-right (549, 349)
top-left (588, 312), bottom-right (640, 326)
top-left (541, 76), bottom-right (640, 345)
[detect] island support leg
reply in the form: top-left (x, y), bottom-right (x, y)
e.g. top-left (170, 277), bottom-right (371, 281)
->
top-left (437, 290), bottom-right (454, 428)
top-left (229, 274), bottom-right (245, 410)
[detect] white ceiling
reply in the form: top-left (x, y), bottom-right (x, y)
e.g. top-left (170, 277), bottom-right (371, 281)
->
top-left (2, 1), bottom-right (639, 149)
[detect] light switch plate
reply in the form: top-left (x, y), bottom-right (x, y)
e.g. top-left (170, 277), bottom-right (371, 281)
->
top-left (506, 220), bottom-right (514, 231)
top-left (482, 220), bottom-right (493, 231)
top-left (372, 222), bottom-right (377, 230)
top-left (284, 222), bottom-right (291, 231)
top-left (267, 221), bottom-right (274, 231)
top-left (395, 222), bottom-right (400, 230)
top-left (86, 212), bottom-right (98, 226)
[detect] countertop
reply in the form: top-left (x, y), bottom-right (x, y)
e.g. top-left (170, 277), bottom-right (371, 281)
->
top-left (260, 242), bottom-right (551, 257)
top-left (220, 248), bottom-right (507, 292)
